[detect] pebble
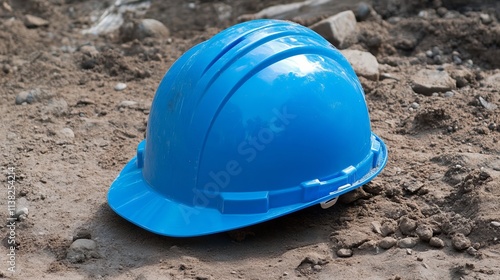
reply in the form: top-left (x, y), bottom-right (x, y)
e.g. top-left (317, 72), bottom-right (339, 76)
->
top-left (79, 45), bottom-right (99, 57)
top-left (59, 128), bottom-right (75, 138)
top-left (452, 233), bottom-right (471, 251)
top-left (436, 7), bottom-right (447, 17)
top-left (480, 13), bottom-right (492, 25)
top-left (358, 240), bottom-right (377, 250)
top-left (371, 221), bottom-right (382, 234)
top-left (136, 19), bottom-right (170, 39)
top-left (310, 10), bottom-right (357, 48)
top-left (381, 220), bottom-right (397, 237)
top-left (119, 100), bottom-right (138, 108)
top-left (355, 2), bottom-right (371, 21)
top-left (379, 237), bottom-right (397, 249)
top-left (398, 237), bottom-right (418, 248)
top-left (15, 207), bottom-right (29, 221)
top-left (336, 248), bottom-right (353, 258)
top-left (415, 224), bottom-right (433, 242)
top-left (46, 98), bottom-right (68, 117)
top-left (312, 265), bottom-right (322, 271)
top-left (453, 56), bottom-right (462, 65)
top-left (491, 221), bottom-right (500, 227)
top-left (425, 50), bottom-right (434, 58)
top-left (429, 237), bottom-right (445, 248)
top-left (66, 239), bottom-right (99, 263)
top-left (411, 69), bottom-right (456, 96)
top-left (478, 96), bottom-right (497, 111)
top-left (15, 88), bottom-right (49, 105)
top-left (24, 14), bottom-right (49, 28)
top-left (114, 83), bottom-right (127, 91)
top-left (410, 102), bottom-right (420, 109)
top-left (341, 50), bottom-right (379, 81)
top-left (466, 247), bottom-right (478, 256)
top-left (443, 91), bottom-right (454, 98)
top-left (399, 216), bottom-right (417, 235)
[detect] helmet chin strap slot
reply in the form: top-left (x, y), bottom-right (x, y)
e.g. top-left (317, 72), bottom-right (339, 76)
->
top-left (320, 197), bottom-right (338, 209)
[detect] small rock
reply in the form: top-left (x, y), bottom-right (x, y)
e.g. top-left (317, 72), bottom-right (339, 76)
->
top-left (410, 102), bottom-right (420, 109)
top-left (66, 239), bottom-right (99, 263)
top-left (443, 91), bottom-right (454, 98)
top-left (119, 100), bottom-right (138, 108)
top-left (336, 248), bottom-right (353, 258)
top-left (379, 237), bottom-right (397, 249)
top-left (59, 128), bottom-right (75, 138)
top-left (341, 50), bottom-right (379, 81)
top-left (452, 233), bottom-right (471, 251)
top-left (381, 220), bottom-right (397, 237)
top-left (355, 2), bottom-right (371, 21)
top-left (491, 221), bottom-right (500, 227)
top-left (425, 50), bottom-right (434, 58)
top-left (310, 10), bottom-right (357, 48)
top-left (358, 240), bottom-right (377, 250)
top-left (79, 45), bottom-right (99, 57)
top-left (15, 88), bottom-right (50, 105)
top-left (411, 69), bottom-right (456, 96)
top-left (429, 237), bottom-right (445, 248)
top-left (480, 13), bottom-right (492, 25)
top-left (453, 56), bottom-right (462, 65)
top-left (363, 181), bottom-right (384, 195)
top-left (466, 247), bottom-right (477, 256)
top-left (478, 96), bottom-right (497, 111)
top-left (137, 19), bottom-right (170, 39)
top-left (399, 216), bottom-right (417, 235)
top-left (24, 14), bottom-right (49, 28)
top-left (14, 207), bottom-right (29, 221)
top-left (398, 237), bottom-right (418, 248)
top-left (114, 83), bottom-right (127, 91)
top-left (312, 265), bottom-right (322, 271)
top-left (416, 224), bottom-right (433, 242)
top-left (73, 228), bottom-right (92, 241)
top-left (436, 7), bottom-right (447, 17)
top-left (485, 73), bottom-right (500, 87)
top-left (371, 221), bottom-right (382, 234)
top-left (46, 98), bottom-right (68, 116)
top-left (77, 98), bottom-right (95, 106)
top-left (406, 248), bottom-right (413, 255)
top-left (431, 46), bottom-right (442, 56)
top-left (433, 55), bottom-right (443, 65)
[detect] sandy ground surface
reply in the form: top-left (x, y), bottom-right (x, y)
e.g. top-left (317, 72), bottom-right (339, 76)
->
top-left (0, 0), bottom-right (500, 279)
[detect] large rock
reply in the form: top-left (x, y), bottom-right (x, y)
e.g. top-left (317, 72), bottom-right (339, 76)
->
top-left (310, 10), bottom-right (358, 48)
top-left (411, 69), bottom-right (456, 95)
top-left (341, 50), bottom-right (379, 80)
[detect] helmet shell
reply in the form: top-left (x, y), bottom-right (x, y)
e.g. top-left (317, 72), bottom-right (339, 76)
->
top-left (108, 19), bottom-right (387, 237)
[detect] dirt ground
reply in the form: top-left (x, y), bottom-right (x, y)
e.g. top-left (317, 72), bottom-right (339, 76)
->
top-left (1, 0), bottom-right (500, 279)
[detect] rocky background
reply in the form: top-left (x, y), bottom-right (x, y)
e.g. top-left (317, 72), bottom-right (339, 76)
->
top-left (0, 0), bottom-right (499, 279)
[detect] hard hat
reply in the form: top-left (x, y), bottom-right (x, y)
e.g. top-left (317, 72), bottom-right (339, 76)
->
top-left (107, 19), bottom-right (388, 237)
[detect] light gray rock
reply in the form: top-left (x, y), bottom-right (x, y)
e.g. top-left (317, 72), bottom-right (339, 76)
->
top-left (119, 100), bottom-right (138, 108)
top-left (429, 237), bottom-right (445, 248)
top-left (479, 96), bottom-right (497, 111)
top-left (66, 239), bottom-right (99, 263)
top-left (59, 128), bottom-right (75, 139)
top-left (341, 50), bottom-right (379, 80)
top-left (24, 14), bottom-right (49, 28)
top-left (411, 69), bottom-right (456, 96)
top-left (491, 221), bottom-right (500, 227)
top-left (15, 207), bottom-right (29, 221)
top-left (336, 248), bottom-right (353, 258)
top-left (310, 10), bottom-right (357, 48)
top-left (137, 19), bottom-right (170, 39)
top-left (379, 237), bottom-right (397, 249)
top-left (398, 237), bottom-right (418, 248)
top-left (371, 221), bottom-right (382, 234)
top-left (480, 13), bottom-right (492, 25)
top-left (114, 83), bottom-right (127, 91)
top-left (15, 89), bottom-right (51, 105)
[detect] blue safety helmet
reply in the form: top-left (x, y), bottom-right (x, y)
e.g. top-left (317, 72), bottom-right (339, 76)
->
top-left (108, 19), bottom-right (388, 237)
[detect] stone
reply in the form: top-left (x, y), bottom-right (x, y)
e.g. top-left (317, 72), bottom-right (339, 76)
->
top-left (59, 128), bottom-right (75, 138)
top-left (114, 83), bottom-right (127, 91)
top-left (118, 100), bottom-right (138, 108)
top-left (491, 221), bottom-right (500, 227)
top-left (336, 248), bottom-right (353, 258)
top-left (466, 247), bottom-right (477, 256)
top-left (15, 207), bottom-right (29, 221)
top-left (381, 220), bottom-right (397, 237)
top-left (410, 102), bottom-right (420, 109)
top-left (480, 13), bottom-right (492, 25)
top-left (358, 240), bottom-right (377, 250)
top-left (411, 70), bottom-right (456, 96)
top-left (73, 228), bottom-right (92, 241)
top-left (355, 2), bottom-right (371, 21)
top-left (371, 221), bottom-right (382, 234)
top-left (452, 233), bottom-right (471, 251)
top-left (136, 19), bottom-right (170, 39)
top-left (66, 239), bottom-right (99, 263)
top-left (379, 237), bottom-right (397, 249)
top-left (478, 96), bottom-right (497, 111)
top-left (310, 10), bottom-right (357, 49)
top-left (399, 216), bottom-right (417, 235)
top-left (415, 224), bottom-right (433, 242)
top-left (46, 98), bottom-right (68, 117)
top-left (398, 237), bottom-right (418, 248)
top-left (24, 14), bottom-right (49, 28)
top-left (79, 45), bottom-right (99, 57)
top-left (429, 237), bottom-right (445, 248)
top-left (341, 50), bottom-right (379, 81)
top-left (15, 89), bottom-right (51, 105)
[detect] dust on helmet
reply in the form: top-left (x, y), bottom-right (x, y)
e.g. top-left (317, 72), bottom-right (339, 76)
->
top-left (108, 19), bottom-right (388, 237)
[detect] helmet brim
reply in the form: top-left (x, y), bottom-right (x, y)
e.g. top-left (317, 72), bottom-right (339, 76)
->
top-left (107, 133), bottom-right (387, 237)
